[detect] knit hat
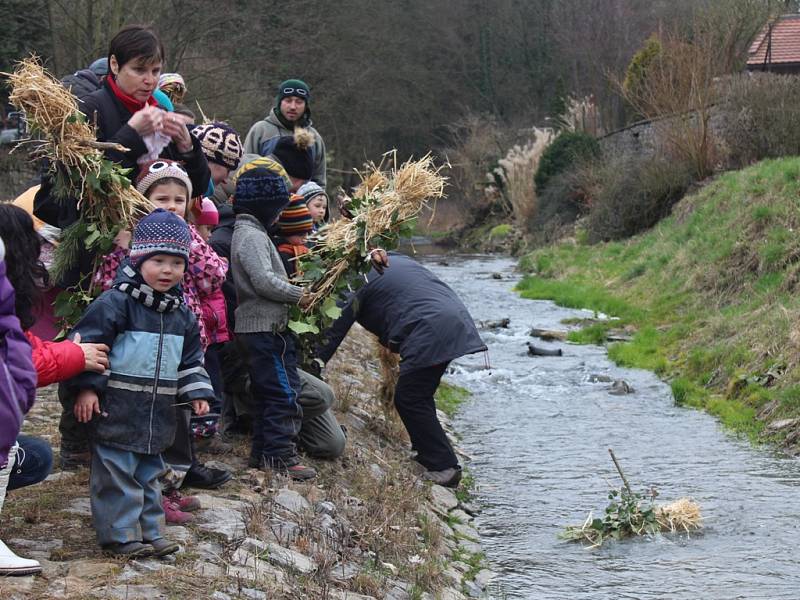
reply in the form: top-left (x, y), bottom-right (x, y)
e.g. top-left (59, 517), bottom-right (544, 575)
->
top-left (234, 157), bottom-right (291, 228)
top-left (135, 159), bottom-right (193, 199)
top-left (89, 57), bottom-right (108, 76)
top-left (196, 198), bottom-right (219, 226)
top-left (271, 129), bottom-right (315, 181)
top-left (275, 79), bottom-right (310, 107)
top-left (191, 122), bottom-right (243, 170)
top-left (130, 208), bottom-right (191, 267)
top-left (158, 72), bottom-right (186, 90)
top-left (297, 181), bottom-right (327, 205)
top-left (277, 194), bottom-right (314, 235)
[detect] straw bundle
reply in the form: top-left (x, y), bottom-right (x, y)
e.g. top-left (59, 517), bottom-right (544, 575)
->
top-left (290, 153), bottom-right (445, 334)
top-left (6, 57), bottom-right (151, 284)
top-left (655, 497), bottom-right (702, 533)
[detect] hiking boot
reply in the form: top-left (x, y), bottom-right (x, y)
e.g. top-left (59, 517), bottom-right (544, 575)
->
top-left (162, 497), bottom-right (194, 525)
top-left (165, 489), bottom-right (201, 512)
top-left (101, 541), bottom-right (153, 559)
top-left (181, 463), bottom-right (232, 489)
top-left (144, 538), bottom-right (179, 557)
top-left (0, 539), bottom-right (42, 576)
top-left (257, 455), bottom-right (317, 481)
top-left (422, 465), bottom-right (462, 488)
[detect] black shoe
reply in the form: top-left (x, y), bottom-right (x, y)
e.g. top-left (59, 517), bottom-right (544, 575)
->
top-left (181, 463), bottom-right (232, 489)
top-left (101, 541), bottom-right (154, 558)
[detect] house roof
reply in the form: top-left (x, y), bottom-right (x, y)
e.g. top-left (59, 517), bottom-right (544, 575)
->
top-left (748, 14), bottom-right (800, 67)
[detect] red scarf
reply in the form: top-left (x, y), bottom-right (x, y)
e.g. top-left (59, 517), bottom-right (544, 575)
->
top-left (107, 75), bottom-right (157, 114)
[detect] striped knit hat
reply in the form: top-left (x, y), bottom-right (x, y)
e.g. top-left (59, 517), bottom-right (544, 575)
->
top-left (130, 209), bottom-right (191, 267)
top-left (234, 157), bottom-right (291, 229)
top-left (276, 194), bottom-right (314, 235)
top-left (191, 122), bottom-right (243, 170)
top-left (135, 159), bottom-right (193, 199)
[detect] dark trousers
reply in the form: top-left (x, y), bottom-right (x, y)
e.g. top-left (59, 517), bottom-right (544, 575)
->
top-left (8, 435), bottom-right (53, 491)
top-left (395, 362), bottom-right (458, 471)
top-left (58, 384), bottom-right (90, 456)
top-left (240, 332), bottom-right (303, 461)
top-left (204, 343), bottom-right (224, 415)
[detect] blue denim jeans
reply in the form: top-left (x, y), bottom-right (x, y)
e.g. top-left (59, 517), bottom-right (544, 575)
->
top-left (90, 443), bottom-right (166, 546)
top-left (240, 332), bottom-right (303, 462)
top-left (8, 435), bottom-right (53, 491)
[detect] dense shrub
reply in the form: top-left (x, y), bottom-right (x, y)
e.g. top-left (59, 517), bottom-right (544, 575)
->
top-left (720, 73), bottom-right (800, 168)
top-left (528, 168), bottom-right (589, 244)
top-left (583, 155), bottom-right (694, 243)
top-left (534, 131), bottom-right (600, 193)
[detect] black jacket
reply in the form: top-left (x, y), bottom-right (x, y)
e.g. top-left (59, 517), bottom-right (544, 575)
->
top-left (78, 79), bottom-right (210, 194)
top-left (317, 253), bottom-right (486, 375)
top-left (64, 266), bottom-right (213, 455)
top-left (61, 69), bottom-right (102, 100)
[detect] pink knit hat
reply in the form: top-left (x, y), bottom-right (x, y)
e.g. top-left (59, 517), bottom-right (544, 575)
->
top-left (195, 198), bottom-right (219, 226)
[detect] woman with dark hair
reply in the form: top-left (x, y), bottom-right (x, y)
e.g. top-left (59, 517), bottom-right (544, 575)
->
top-left (0, 204), bottom-right (109, 481)
top-left (33, 25), bottom-right (210, 264)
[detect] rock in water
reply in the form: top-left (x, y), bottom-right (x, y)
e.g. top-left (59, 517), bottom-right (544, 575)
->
top-left (491, 272), bottom-right (502, 279)
top-left (477, 318), bottom-right (510, 330)
top-left (608, 379), bottom-right (634, 395)
top-left (527, 342), bottom-right (563, 357)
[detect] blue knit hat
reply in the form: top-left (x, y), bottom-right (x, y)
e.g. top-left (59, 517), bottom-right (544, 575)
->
top-left (234, 158), bottom-right (290, 228)
top-left (130, 209), bottom-right (191, 268)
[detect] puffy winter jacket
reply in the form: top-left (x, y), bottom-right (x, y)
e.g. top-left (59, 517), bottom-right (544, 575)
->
top-left (25, 331), bottom-right (85, 388)
top-left (317, 253), bottom-right (487, 375)
top-left (0, 244), bottom-right (37, 468)
top-left (65, 266), bottom-right (213, 455)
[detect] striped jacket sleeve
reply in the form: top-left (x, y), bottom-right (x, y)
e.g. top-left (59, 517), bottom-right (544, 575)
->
top-left (176, 313), bottom-right (214, 402)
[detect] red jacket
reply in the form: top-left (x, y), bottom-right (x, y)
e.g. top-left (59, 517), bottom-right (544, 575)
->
top-left (25, 331), bottom-right (85, 388)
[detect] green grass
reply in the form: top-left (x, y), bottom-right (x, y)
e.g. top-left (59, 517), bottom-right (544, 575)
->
top-left (515, 157), bottom-right (800, 446)
top-left (489, 223), bottom-right (513, 239)
top-left (435, 382), bottom-right (471, 417)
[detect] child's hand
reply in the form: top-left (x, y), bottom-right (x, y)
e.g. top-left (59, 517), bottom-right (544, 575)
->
top-left (74, 389), bottom-right (100, 423)
top-left (192, 399), bottom-right (210, 416)
top-left (298, 289), bottom-right (312, 309)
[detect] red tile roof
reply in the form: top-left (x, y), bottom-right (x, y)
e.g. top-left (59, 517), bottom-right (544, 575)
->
top-left (748, 14), bottom-right (800, 66)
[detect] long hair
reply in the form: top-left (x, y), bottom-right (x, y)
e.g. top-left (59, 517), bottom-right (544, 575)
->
top-left (0, 204), bottom-right (49, 330)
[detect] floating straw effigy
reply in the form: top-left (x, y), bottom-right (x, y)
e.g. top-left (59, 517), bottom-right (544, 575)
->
top-left (5, 57), bottom-right (151, 285)
top-left (656, 497), bottom-right (703, 533)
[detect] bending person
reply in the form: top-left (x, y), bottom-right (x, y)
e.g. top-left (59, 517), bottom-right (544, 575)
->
top-left (317, 253), bottom-right (486, 488)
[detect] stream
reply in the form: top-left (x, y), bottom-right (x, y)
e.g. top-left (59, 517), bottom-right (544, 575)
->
top-left (420, 252), bottom-right (800, 600)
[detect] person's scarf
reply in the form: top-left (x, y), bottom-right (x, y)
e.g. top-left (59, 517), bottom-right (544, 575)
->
top-left (114, 265), bottom-right (182, 313)
top-left (107, 75), bottom-right (158, 114)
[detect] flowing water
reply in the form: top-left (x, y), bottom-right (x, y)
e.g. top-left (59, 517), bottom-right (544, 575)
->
top-left (420, 253), bottom-right (800, 600)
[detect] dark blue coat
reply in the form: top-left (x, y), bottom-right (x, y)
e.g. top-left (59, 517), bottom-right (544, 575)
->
top-left (317, 253), bottom-right (486, 375)
top-left (65, 267), bottom-right (213, 455)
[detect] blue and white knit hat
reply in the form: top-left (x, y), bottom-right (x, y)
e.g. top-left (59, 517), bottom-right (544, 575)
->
top-left (130, 209), bottom-right (191, 268)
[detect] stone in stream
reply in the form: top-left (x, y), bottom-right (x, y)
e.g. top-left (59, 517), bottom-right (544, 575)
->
top-left (491, 272), bottom-right (503, 279)
top-left (527, 342), bottom-right (563, 357)
top-left (608, 379), bottom-right (635, 395)
top-left (529, 327), bottom-right (567, 341)
top-left (476, 317), bottom-right (510, 330)
top-left (588, 373), bottom-right (614, 383)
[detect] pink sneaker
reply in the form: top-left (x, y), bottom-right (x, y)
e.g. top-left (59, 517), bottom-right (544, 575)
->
top-left (165, 489), bottom-right (201, 512)
top-left (162, 497), bottom-right (194, 525)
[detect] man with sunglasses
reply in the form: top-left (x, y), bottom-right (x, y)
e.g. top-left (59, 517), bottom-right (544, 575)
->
top-left (243, 79), bottom-right (327, 189)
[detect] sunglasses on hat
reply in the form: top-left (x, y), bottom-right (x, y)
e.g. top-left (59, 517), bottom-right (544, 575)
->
top-left (282, 87), bottom-right (308, 97)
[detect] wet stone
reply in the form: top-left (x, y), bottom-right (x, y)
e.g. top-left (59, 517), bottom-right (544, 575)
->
top-left (452, 522), bottom-right (480, 541)
top-left (474, 568), bottom-right (495, 589)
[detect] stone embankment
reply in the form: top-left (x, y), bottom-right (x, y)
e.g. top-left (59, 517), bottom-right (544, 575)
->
top-left (0, 327), bottom-right (493, 599)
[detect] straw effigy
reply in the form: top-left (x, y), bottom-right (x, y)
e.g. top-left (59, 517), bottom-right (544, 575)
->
top-left (5, 57), bottom-right (151, 283)
top-left (290, 153), bottom-right (445, 334)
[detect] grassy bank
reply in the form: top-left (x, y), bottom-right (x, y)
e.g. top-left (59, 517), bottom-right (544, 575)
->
top-left (518, 157), bottom-right (800, 447)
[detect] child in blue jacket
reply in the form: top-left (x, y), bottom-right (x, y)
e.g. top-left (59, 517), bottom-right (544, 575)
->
top-left (66, 210), bottom-right (213, 558)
